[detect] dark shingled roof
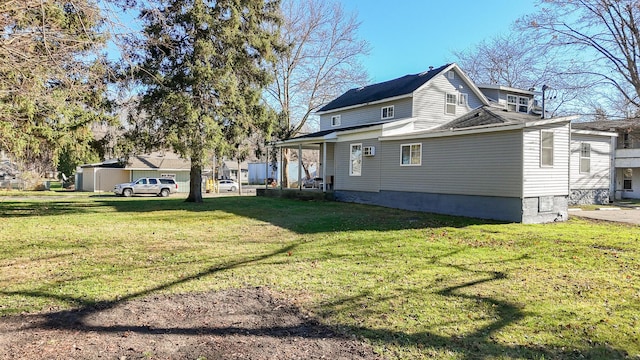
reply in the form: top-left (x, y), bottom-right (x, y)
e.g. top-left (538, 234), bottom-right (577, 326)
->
top-left (436, 106), bottom-right (542, 130)
top-left (572, 119), bottom-right (640, 131)
top-left (318, 64), bottom-right (451, 112)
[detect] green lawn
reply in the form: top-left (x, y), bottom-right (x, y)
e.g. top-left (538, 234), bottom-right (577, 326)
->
top-left (1, 195), bottom-right (638, 359)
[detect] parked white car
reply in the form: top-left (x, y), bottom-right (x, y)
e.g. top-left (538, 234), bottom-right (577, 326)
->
top-left (114, 177), bottom-right (178, 197)
top-left (218, 179), bottom-right (239, 192)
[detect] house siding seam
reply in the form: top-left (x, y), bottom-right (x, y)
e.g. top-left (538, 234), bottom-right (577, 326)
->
top-left (319, 98), bottom-right (413, 132)
top-left (379, 130), bottom-right (523, 197)
top-left (412, 74), bottom-right (484, 130)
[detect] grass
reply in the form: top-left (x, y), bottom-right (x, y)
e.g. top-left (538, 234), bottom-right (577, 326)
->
top-left (0, 194), bottom-right (639, 359)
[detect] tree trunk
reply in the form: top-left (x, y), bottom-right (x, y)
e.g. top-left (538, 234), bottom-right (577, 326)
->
top-left (186, 160), bottom-right (203, 203)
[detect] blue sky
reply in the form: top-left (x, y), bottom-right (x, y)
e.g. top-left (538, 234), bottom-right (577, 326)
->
top-left (342, 1), bottom-right (540, 83)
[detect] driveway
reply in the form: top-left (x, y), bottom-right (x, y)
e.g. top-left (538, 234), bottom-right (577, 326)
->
top-left (570, 207), bottom-right (640, 225)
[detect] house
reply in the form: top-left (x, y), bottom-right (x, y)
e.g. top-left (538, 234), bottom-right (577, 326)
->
top-left (76, 152), bottom-right (192, 193)
top-left (276, 63), bottom-right (616, 223)
top-left (571, 120), bottom-right (640, 200)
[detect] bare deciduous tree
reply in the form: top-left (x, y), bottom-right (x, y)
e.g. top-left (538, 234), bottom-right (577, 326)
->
top-left (266, 0), bottom-right (369, 187)
top-left (519, 0), bottom-right (640, 116)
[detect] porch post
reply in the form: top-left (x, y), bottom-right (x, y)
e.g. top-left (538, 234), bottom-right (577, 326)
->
top-left (298, 144), bottom-right (302, 190)
top-left (265, 145), bottom-right (269, 190)
top-left (279, 146), bottom-right (283, 190)
top-left (322, 142), bottom-right (327, 192)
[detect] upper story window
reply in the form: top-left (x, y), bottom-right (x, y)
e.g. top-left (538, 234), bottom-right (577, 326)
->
top-left (507, 94), bottom-right (530, 113)
top-left (400, 143), bottom-right (422, 166)
top-left (458, 93), bottom-right (468, 106)
top-left (350, 143), bottom-right (362, 176)
top-left (580, 143), bottom-right (591, 173)
top-left (447, 70), bottom-right (455, 79)
top-left (445, 93), bottom-right (457, 115)
top-left (518, 97), bottom-right (529, 113)
top-left (381, 105), bottom-right (394, 119)
top-left (541, 130), bottom-right (554, 167)
top-left (331, 115), bottom-right (341, 127)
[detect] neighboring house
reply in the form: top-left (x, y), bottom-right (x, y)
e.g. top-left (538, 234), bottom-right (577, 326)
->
top-left (571, 120), bottom-right (640, 200)
top-left (216, 159), bottom-right (249, 183)
top-left (277, 63), bottom-right (615, 223)
top-left (76, 152), bottom-right (192, 193)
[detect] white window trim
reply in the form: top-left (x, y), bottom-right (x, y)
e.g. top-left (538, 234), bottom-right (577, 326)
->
top-left (381, 105), bottom-right (394, 120)
top-left (579, 143), bottom-right (591, 174)
top-left (400, 143), bottom-right (422, 166)
top-left (331, 115), bottom-right (341, 127)
top-left (350, 143), bottom-right (362, 176)
top-left (540, 130), bottom-right (554, 167)
top-left (445, 93), bottom-right (457, 115)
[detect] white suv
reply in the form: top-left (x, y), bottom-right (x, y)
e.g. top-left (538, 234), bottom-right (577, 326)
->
top-left (114, 178), bottom-right (178, 197)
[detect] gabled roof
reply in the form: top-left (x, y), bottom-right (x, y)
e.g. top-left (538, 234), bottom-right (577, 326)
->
top-left (127, 152), bottom-right (190, 170)
top-left (317, 64), bottom-right (452, 113)
top-left (435, 106), bottom-right (541, 130)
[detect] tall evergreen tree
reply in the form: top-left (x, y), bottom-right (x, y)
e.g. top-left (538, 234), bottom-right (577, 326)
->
top-left (129, 0), bottom-right (281, 202)
top-left (0, 0), bottom-right (112, 176)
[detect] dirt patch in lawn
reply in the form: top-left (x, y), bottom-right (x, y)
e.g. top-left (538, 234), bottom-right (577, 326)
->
top-left (0, 287), bottom-right (383, 359)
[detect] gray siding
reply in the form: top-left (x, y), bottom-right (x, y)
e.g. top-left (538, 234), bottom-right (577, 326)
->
top-left (412, 71), bottom-right (484, 130)
top-left (570, 133), bottom-right (611, 189)
top-left (379, 130), bottom-right (524, 197)
top-left (334, 139), bottom-right (381, 192)
top-left (319, 98), bottom-right (413, 131)
top-left (522, 123), bottom-right (570, 197)
top-left (335, 190), bottom-right (524, 222)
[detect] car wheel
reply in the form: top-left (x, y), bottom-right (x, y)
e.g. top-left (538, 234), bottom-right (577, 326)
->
top-left (123, 188), bottom-right (133, 197)
top-left (160, 188), bottom-right (170, 197)
top-left (230, 186), bottom-right (236, 192)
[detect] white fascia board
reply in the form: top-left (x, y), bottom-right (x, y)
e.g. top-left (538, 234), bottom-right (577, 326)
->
top-left (477, 84), bottom-right (537, 96)
top-left (524, 116), bottom-right (576, 127)
top-left (571, 129), bottom-right (619, 137)
top-left (314, 94), bottom-right (413, 115)
top-left (380, 123), bottom-right (525, 141)
top-left (380, 118), bottom-right (416, 136)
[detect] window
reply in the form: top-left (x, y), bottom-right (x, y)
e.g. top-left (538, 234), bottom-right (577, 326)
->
top-left (400, 143), bottom-right (422, 166)
top-left (541, 130), bottom-right (554, 166)
top-left (350, 144), bottom-right (362, 176)
top-left (507, 95), bottom-right (517, 112)
top-left (381, 105), bottom-right (394, 119)
top-left (331, 115), bottom-right (341, 127)
top-left (623, 133), bottom-right (631, 149)
top-left (518, 97), bottom-right (529, 113)
top-left (580, 143), bottom-right (591, 173)
top-left (507, 95), bottom-right (530, 113)
top-left (458, 93), bottom-right (468, 106)
top-left (135, 178), bottom-right (147, 185)
top-left (445, 93), bottom-right (457, 115)
top-left (447, 70), bottom-right (455, 79)
top-left (148, 178), bottom-right (158, 185)
top-left (624, 168), bottom-right (633, 190)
